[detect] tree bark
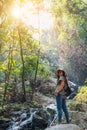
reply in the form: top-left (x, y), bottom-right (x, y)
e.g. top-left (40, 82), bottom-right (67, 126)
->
top-left (18, 25), bottom-right (26, 101)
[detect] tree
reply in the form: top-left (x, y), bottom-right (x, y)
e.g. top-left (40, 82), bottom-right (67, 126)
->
top-left (51, 0), bottom-right (87, 84)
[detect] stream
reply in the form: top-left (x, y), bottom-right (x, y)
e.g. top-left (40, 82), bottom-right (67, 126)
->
top-left (0, 104), bottom-right (57, 130)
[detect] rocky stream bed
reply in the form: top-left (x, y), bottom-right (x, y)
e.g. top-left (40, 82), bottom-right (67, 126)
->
top-left (0, 92), bottom-right (87, 130)
top-left (0, 78), bottom-right (87, 130)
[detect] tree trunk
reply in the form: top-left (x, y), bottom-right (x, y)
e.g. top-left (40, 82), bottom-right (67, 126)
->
top-left (3, 46), bottom-right (12, 105)
top-left (3, 71), bottom-right (9, 102)
top-left (31, 49), bottom-right (40, 100)
top-left (18, 25), bottom-right (26, 101)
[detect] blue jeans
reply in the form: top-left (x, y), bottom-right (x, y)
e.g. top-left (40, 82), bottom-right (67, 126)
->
top-left (56, 94), bottom-right (70, 123)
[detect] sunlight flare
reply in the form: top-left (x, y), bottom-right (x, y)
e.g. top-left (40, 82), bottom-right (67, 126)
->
top-left (23, 10), bottom-right (53, 30)
top-left (12, 1), bottom-right (53, 30)
top-left (12, 7), bottom-right (21, 18)
top-left (33, 33), bottom-right (40, 40)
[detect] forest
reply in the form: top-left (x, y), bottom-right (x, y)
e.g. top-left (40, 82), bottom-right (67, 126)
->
top-left (0, 0), bottom-right (87, 130)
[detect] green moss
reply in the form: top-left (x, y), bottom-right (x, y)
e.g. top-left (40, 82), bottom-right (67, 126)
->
top-left (26, 100), bottom-right (42, 108)
top-left (69, 100), bottom-right (83, 111)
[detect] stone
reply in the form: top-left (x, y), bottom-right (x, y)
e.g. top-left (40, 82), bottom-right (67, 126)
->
top-left (69, 111), bottom-right (87, 129)
top-left (45, 124), bottom-right (82, 130)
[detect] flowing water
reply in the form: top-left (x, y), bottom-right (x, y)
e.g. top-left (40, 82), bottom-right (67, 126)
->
top-left (6, 105), bottom-right (57, 130)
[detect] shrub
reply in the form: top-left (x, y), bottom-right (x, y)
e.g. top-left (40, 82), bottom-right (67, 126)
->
top-left (76, 86), bottom-right (87, 102)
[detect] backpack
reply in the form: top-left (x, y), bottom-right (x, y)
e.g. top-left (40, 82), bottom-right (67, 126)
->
top-left (64, 86), bottom-right (72, 97)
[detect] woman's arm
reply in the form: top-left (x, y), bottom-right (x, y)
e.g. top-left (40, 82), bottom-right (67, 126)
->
top-left (55, 80), bottom-right (65, 96)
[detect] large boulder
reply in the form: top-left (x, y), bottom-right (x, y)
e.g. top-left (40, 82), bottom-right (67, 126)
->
top-left (45, 124), bottom-right (82, 130)
top-left (38, 80), bottom-right (56, 96)
top-left (69, 111), bottom-right (87, 130)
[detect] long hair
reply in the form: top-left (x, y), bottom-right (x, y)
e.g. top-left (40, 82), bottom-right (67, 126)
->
top-left (56, 69), bottom-right (69, 86)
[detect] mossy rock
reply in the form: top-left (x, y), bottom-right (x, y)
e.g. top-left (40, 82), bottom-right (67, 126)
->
top-left (26, 100), bottom-right (42, 108)
top-left (69, 100), bottom-right (84, 112)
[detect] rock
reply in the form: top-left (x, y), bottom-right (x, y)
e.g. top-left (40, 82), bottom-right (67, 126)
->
top-left (69, 101), bottom-right (87, 112)
top-left (45, 124), bottom-right (82, 130)
top-left (69, 111), bottom-right (87, 130)
top-left (33, 114), bottom-right (48, 129)
top-left (46, 104), bottom-right (56, 115)
top-left (0, 118), bottom-right (11, 129)
top-left (34, 92), bottom-right (55, 106)
top-left (35, 78), bottom-right (56, 96)
top-left (82, 103), bottom-right (87, 113)
top-left (38, 82), bottom-right (56, 95)
top-left (7, 108), bottom-right (50, 130)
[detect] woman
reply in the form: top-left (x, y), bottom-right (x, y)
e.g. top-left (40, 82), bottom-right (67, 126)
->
top-left (55, 69), bottom-right (70, 124)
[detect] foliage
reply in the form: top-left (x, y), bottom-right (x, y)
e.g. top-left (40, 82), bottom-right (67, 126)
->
top-left (24, 54), bottom-right (39, 79)
top-left (51, 0), bottom-right (87, 84)
top-left (38, 64), bottom-right (51, 80)
top-left (69, 85), bottom-right (87, 111)
top-left (76, 85), bottom-right (87, 102)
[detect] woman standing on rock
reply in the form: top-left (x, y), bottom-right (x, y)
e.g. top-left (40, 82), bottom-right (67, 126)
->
top-left (55, 69), bottom-right (70, 124)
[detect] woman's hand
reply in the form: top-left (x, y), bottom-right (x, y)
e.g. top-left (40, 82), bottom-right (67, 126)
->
top-left (54, 91), bottom-right (59, 96)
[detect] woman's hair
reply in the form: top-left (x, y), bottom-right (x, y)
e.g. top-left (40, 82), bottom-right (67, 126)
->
top-left (56, 69), bottom-right (68, 86)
